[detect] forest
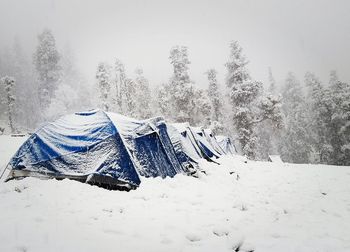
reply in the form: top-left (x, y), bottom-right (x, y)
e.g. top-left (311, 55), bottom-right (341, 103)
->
top-left (0, 29), bottom-right (349, 165)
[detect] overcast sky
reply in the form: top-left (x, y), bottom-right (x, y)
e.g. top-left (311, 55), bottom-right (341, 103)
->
top-left (0, 0), bottom-right (349, 88)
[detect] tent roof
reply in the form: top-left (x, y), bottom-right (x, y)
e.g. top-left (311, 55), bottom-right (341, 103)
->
top-left (8, 110), bottom-right (141, 187)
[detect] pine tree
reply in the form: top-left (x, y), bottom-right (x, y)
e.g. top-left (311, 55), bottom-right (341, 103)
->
top-left (157, 83), bottom-right (172, 119)
top-left (205, 68), bottom-right (222, 122)
top-left (327, 71), bottom-right (350, 165)
top-left (114, 59), bottom-right (126, 113)
top-left (134, 68), bottom-right (151, 119)
top-left (124, 77), bottom-right (138, 117)
top-left (192, 88), bottom-right (212, 126)
top-left (33, 29), bottom-right (61, 109)
top-left (225, 41), bottom-right (250, 88)
top-left (229, 80), bottom-right (263, 158)
top-left (96, 62), bottom-right (111, 111)
top-left (59, 44), bottom-right (91, 112)
top-left (255, 94), bottom-right (284, 160)
top-left (279, 72), bottom-right (311, 163)
top-left (304, 72), bottom-right (331, 163)
top-left (1, 76), bottom-right (16, 133)
top-left (168, 45), bottom-right (195, 123)
top-left (268, 67), bottom-right (276, 94)
top-left (225, 41), bottom-right (282, 159)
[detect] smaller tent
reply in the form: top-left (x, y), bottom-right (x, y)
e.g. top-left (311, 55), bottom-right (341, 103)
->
top-left (216, 135), bottom-right (237, 155)
top-left (203, 129), bottom-right (226, 155)
top-left (190, 126), bottom-right (220, 160)
top-left (106, 112), bottom-right (184, 179)
top-left (170, 123), bottom-right (203, 160)
top-left (166, 123), bottom-right (200, 174)
top-left (268, 155), bottom-right (283, 163)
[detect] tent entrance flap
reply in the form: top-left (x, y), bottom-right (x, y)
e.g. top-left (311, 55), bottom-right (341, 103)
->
top-left (133, 132), bottom-right (177, 178)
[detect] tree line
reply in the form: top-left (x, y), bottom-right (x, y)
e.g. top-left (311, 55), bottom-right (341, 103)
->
top-left (1, 29), bottom-right (349, 165)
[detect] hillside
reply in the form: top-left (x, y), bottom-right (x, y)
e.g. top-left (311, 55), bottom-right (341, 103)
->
top-left (0, 135), bottom-right (350, 252)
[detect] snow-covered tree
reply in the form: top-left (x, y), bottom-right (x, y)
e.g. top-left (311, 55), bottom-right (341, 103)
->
top-left (192, 88), bottom-right (212, 126)
top-left (96, 62), bottom-right (112, 111)
top-left (33, 29), bottom-right (61, 109)
top-left (304, 72), bottom-right (331, 163)
top-left (205, 68), bottom-right (222, 122)
top-left (1, 76), bottom-right (16, 133)
top-left (0, 39), bottom-right (40, 131)
top-left (134, 68), bottom-right (152, 119)
top-left (255, 94), bottom-right (284, 160)
top-left (279, 72), bottom-right (311, 163)
top-left (60, 44), bottom-right (92, 111)
top-left (123, 77), bottom-right (138, 117)
top-left (157, 83), bottom-right (172, 119)
top-left (45, 84), bottom-right (80, 120)
top-left (268, 67), bottom-right (276, 94)
top-left (225, 41), bottom-right (250, 88)
top-left (327, 71), bottom-right (350, 165)
top-left (225, 41), bottom-right (282, 159)
top-left (113, 59), bottom-right (126, 113)
top-left (229, 80), bottom-right (263, 159)
top-left (167, 45), bottom-right (195, 123)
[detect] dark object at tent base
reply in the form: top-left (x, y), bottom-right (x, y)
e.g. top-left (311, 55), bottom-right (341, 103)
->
top-left (6, 170), bottom-right (136, 191)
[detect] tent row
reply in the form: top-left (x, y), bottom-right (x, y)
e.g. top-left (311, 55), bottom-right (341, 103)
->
top-left (5, 109), bottom-right (236, 189)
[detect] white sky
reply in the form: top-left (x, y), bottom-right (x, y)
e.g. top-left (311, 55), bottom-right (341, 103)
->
top-left (0, 0), bottom-right (349, 88)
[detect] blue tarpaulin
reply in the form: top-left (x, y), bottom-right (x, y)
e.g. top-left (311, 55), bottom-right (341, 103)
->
top-left (106, 113), bottom-right (184, 179)
top-left (7, 110), bottom-right (185, 188)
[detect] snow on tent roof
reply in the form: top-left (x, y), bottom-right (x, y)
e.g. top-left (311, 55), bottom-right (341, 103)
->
top-left (171, 123), bottom-right (203, 160)
top-left (216, 135), bottom-right (237, 155)
top-left (166, 124), bottom-right (200, 168)
top-left (7, 110), bottom-right (185, 189)
top-left (7, 110), bottom-right (140, 188)
top-left (268, 155), bottom-right (283, 163)
top-left (190, 126), bottom-right (220, 160)
top-left (203, 129), bottom-right (226, 155)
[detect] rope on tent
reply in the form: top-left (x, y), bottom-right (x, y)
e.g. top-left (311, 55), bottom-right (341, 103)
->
top-left (0, 164), bottom-right (9, 180)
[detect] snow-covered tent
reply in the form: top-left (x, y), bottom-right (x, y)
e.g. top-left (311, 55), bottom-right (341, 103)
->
top-left (203, 129), bottom-right (226, 155)
top-left (216, 135), bottom-right (237, 155)
top-left (166, 123), bottom-right (202, 172)
top-left (268, 155), bottom-right (283, 163)
top-left (190, 126), bottom-right (220, 160)
top-left (106, 113), bottom-right (184, 178)
top-left (170, 123), bottom-right (203, 160)
top-left (6, 110), bottom-right (184, 189)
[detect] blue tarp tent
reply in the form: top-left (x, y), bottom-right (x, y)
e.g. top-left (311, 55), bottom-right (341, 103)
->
top-left (170, 123), bottom-right (203, 160)
top-left (190, 126), bottom-right (221, 160)
top-left (166, 123), bottom-right (201, 173)
top-left (7, 110), bottom-right (185, 189)
top-left (216, 135), bottom-right (237, 155)
top-left (203, 129), bottom-right (226, 155)
top-left (7, 110), bottom-right (140, 188)
top-left (106, 113), bottom-right (184, 179)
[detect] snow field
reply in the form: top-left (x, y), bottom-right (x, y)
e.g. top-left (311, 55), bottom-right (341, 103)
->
top-left (0, 136), bottom-right (350, 251)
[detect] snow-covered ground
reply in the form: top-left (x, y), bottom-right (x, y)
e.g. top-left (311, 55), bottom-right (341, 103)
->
top-left (1, 135), bottom-right (350, 252)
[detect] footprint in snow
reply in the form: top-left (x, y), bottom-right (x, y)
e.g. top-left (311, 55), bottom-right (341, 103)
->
top-left (231, 240), bottom-right (255, 252)
top-left (185, 233), bottom-right (201, 242)
top-left (240, 205), bottom-right (248, 211)
top-left (213, 228), bottom-right (229, 237)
